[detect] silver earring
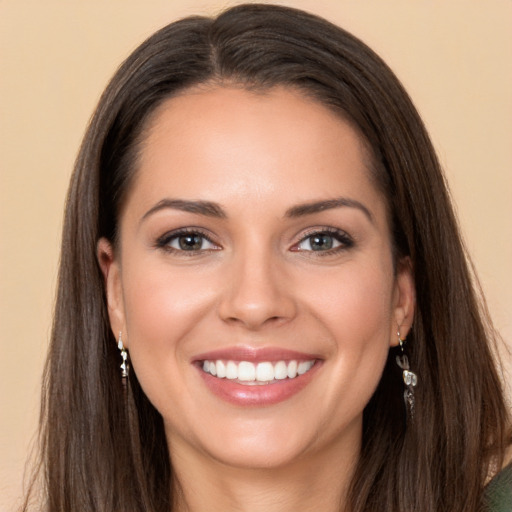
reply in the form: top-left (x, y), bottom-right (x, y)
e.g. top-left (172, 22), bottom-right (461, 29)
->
top-left (395, 330), bottom-right (418, 419)
top-left (117, 331), bottom-right (129, 378)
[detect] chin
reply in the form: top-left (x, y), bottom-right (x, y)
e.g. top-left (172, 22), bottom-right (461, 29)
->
top-left (205, 430), bottom-right (312, 470)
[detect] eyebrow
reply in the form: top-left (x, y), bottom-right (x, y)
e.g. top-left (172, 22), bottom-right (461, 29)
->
top-left (285, 198), bottom-right (373, 222)
top-left (141, 196), bottom-right (373, 223)
top-left (141, 199), bottom-right (227, 222)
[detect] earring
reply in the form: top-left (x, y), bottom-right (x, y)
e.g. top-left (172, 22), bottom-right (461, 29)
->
top-left (395, 330), bottom-right (418, 419)
top-left (117, 331), bottom-right (129, 378)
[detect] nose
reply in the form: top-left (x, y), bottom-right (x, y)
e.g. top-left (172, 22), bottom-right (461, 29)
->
top-left (217, 246), bottom-right (297, 330)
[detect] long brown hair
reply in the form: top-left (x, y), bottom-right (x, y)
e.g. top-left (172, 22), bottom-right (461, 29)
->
top-left (24, 4), bottom-right (510, 511)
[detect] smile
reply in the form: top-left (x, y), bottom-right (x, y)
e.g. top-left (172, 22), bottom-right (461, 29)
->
top-left (201, 359), bottom-right (315, 385)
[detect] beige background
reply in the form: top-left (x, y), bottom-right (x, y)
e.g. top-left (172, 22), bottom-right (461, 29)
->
top-left (1, 0), bottom-right (511, 509)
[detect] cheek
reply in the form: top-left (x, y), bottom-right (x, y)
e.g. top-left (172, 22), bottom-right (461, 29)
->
top-left (119, 257), bottom-right (217, 404)
top-left (306, 259), bottom-right (395, 340)
top-left (304, 260), bottom-right (395, 406)
top-left (122, 256), bottom-right (215, 342)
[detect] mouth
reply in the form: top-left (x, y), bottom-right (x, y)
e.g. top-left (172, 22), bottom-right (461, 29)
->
top-left (201, 359), bottom-right (316, 385)
top-left (193, 347), bottom-right (322, 406)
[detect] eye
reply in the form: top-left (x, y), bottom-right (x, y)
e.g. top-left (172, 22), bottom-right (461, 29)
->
top-left (156, 229), bottom-right (219, 253)
top-left (293, 229), bottom-right (353, 253)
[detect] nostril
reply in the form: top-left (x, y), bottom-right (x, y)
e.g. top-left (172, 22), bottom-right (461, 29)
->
top-left (217, 262), bottom-right (298, 328)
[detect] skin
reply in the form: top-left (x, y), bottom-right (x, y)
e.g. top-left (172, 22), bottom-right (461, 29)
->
top-left (98, 86), bottom-right (415, 512)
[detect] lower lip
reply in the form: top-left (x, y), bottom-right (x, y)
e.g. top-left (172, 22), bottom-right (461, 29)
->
top-left (196, 362), bottom-right (321, 406)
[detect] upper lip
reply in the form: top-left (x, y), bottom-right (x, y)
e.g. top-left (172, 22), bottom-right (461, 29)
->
top-left (193, 345), bottom-right (321, 363)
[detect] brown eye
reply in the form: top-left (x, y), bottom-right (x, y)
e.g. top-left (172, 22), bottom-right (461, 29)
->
top-left (177, 234), bottom-right (205, 251)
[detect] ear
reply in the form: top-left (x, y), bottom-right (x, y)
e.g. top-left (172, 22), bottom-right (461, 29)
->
top-left (389, 257), bottom-right (415, 347)
top-left (97, 237), bottom-right (127, 346)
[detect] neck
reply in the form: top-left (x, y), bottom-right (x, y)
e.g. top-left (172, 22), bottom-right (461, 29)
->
top-left (169, 429), bottom-right (359, 512)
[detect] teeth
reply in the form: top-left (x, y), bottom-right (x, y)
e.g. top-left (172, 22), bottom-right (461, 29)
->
top-left (274, 361), bottom-right (288, 380)
top-left (287, 360), bottom-right (298, 378)
top-left (238, 361), bottom-right (256, 381)
top-left (216, 360), bottom-right (226, 378)
top-left (201, 359), bottom-right (315, 383)
top-left (256, 362), bottom-right (274, 381)
top-left (298, 361), bottom-right (312, 375)
top-left (226, 361), bottom-right (238, 380)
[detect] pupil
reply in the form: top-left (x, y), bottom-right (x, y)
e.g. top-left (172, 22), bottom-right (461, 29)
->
top-left (179, 234), bottom-right (202, 250)
top-left (311, 233), bottom-right (333, 251)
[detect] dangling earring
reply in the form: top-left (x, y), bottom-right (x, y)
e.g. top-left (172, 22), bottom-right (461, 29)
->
top-left (117, 331), bottom-right (129, 378)
top-left (395, 330), bottom-right (418, 419)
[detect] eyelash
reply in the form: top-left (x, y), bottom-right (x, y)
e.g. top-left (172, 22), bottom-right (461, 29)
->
top-left (155, 228), bottom-right (220, 255)
top-left (155, 227), bottom-right (354, 256)
top-left (291, 227), bottom-right (354, 256)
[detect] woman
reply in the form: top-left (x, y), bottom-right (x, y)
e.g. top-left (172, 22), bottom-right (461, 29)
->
top-left (23, 3), bottom-right (511, 511)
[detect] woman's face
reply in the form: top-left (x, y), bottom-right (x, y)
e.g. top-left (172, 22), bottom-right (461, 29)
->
top-left (100, 86), bottom-right (414, 471)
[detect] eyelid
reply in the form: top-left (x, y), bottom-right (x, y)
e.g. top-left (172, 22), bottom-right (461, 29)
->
top-left (155, 227), bottom-right (221, 252)
top-left (290, 226), bottom-right (354, 253)
top-left (154, 225), bottom-right (353, 255)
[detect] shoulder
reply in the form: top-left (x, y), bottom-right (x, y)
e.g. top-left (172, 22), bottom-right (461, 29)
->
top-left (483, 462), bottom-right (512, 512)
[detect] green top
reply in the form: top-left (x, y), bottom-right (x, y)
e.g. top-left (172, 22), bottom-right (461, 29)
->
top-left (484, 463), bottom-right (512, 512)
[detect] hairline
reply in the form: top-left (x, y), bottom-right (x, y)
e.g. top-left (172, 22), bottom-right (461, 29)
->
top-left (113, 80), bottom-right (393, 256)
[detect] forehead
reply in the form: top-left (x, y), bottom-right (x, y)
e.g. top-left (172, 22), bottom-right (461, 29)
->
top-left (127, 86), bottom-right (386, 223)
